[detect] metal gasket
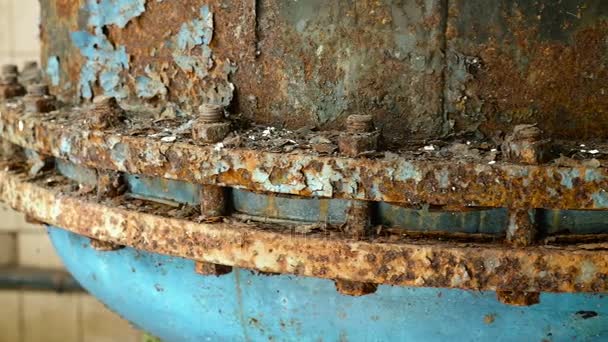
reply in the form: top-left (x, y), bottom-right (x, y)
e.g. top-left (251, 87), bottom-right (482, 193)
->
top-left (2, 104), bottom-right (608, 210)
top-left (1, 166), bottom-right (607, 293)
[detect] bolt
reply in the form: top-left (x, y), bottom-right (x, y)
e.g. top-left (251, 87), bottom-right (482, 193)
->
top-left (23, 83), bottom-right (56, 113)
top-left (502, 124), bottom-right (550, 165)
top-left (195, 261), bottom-right (232, 276)
top-left (334, 279), bottom-right (377, 296)
top-left (496, 290), bottom-right (540, 306)
top-left (0, 74), bottom-right (17, 85)
top-left (87, 96), bottom-right (124, 129)
top-left (200, 185), bottom-right (227, 218)
top-left (338, 114), bottom-right (379, 157)
top-left (346, 114), bottom-right (374, 133)
top-left (27, 84), bottom-right (49, 96)
top-left (1, 64), bottom-right (18, 77)
top-left (199, 103), bottom-right (224, 123)
top-left (0, 72), bottom-right (25, 99)
top-left (192, 103), bottom-right (231, 143)
top-left (96, 169), bottom-right (126, 199)
top-left (344, 200), bottom-right (372, 238)
top-left (507, 209), bottom-right (537, 247)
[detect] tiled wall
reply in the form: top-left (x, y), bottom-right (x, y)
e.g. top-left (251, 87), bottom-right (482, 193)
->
top-left (0, 0), bottom-right (142, 340)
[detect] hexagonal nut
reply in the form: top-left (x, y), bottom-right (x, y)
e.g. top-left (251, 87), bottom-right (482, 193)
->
top-left (0, 84), bottom-right (26, 99)
top-left (195, 261), bottom-right (232, 276)
top-left (496, 290), bottom-right (540, 306)
top-left (338, 132), bottom-right (379, 157)
top-left (334, 279), bottom-right (377, 296)
top-left (501, 139), bottom-right (550, 164)
top-left (192, 121), bottom-right (231, 143)
top-left (23, 95), bottom-right (56, 113)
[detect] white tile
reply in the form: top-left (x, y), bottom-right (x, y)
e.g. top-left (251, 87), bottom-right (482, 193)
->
top-left (0, 290), bottom-right (21, 342)
top-left (22, 292), bottom-right (79, 342)
top-left (10, 0), bottom-right (40, 54)
top-left (0, 1), bottom-right (13, 53)
top-left (17, 231), bottom-right (65, 269)
top-left (0, 204), bottom-right (43, 232)
top-left (0, 232), bottom-right (16, 266)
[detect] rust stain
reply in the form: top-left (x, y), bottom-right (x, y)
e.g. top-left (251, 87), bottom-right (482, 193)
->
top-left (2, 105), bottom-right (608, 210)
top-left (0, 165), bottom-right (607, 293)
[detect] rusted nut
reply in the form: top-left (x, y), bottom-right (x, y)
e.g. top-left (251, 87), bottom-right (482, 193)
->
top-left (191, 104), bottom-right (231, 143)
top-left (507, 209), bottom-right (537, 247)
top-left (86, 96), bottom-right (124, 130)
top-left (19, 61), bottom-right (42, 85)
top-left (192, 121), bottom-right (231, 143)
top-left (23, 84), bottom-right (56, 113)
top-left (1, 64), bottom-right (18, 76)
top-left (200, 185), bottom-right (227, 218)
top-left (90, 238), bottom-right (125, 251)
top-left (338, 132), bottom-right (379, 157)
top-left (96, 170), bottom-right (126, 199)
top-left (0, 74), bottom-right (26, 99)
top-left (496, 290), bottom-right (540, 306)
top-left (334, 279), bottom-right (377, 296)
top-left (502, 124), bottom-right (550, 164)
top-left (344, 200), bottom-right (372, 238)
top-left (195, 261), bottom-right (232, 276)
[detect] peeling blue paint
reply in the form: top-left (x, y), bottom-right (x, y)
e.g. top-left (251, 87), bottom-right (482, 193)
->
top-left (170, 5), bottom-right (214, 78)
top-left (135, 66), bottom-right (167, 99)
top-left (558, 169), bottom-right (580, 189)
top-left (86, 0), bottom-right (146, 29)
top-left (592, 190), bottom-right (608, 209)
top-left (176, 5), bottom-right (213, 50)
top-left (71, 31), bottom-right (130, 99)
top-left (71, 0), bottom-right (145, 99)
top-left (585, 169), bottom-right (605, 182)
top-left (46, 56), bottom-right (60, 86)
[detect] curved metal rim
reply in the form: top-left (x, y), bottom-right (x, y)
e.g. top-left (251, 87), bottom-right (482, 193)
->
top-left (0, 168), bottom-right (607, 293)
top-left (1, 105), bottom-right (608, 210)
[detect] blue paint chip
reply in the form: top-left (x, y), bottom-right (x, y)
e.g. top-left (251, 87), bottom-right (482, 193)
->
top-left (171, 5), bottom-right (214, 78)
top-left (86, 0), bottom-right (146, 29)
top-left (46, 56), bottom-right (60, 86)
top-left (592, 191), bottom-right (608, 208)
top-left (71, 31), bottom-right (130, 98)
top-left (175, 5), bottom-right (213, 50)
top-left (71, 0), bottom-right (144, 98)
top-left (135, 75), bottom-right (166, 99)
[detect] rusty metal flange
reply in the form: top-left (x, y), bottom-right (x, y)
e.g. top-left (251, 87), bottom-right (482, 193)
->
top-left (0, 167), bottom-right (607, 293)
top-left (1, 103), bottom-right (608, 210)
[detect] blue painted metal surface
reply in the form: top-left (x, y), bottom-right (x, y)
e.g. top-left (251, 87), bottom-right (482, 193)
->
top-left (48, 227), bottom-right (608, 341)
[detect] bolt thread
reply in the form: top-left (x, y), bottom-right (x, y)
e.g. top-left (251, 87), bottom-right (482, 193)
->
top-left (346, 115), bottom-right (374, 133)
top-left (27, 84), bottom-right (49, 96)
top-left (93, 97), bottom-right (120, 113)
top-left (199, 104), bottom-right (224, 123)
top-left (1, 64), bottom-right (18, 76)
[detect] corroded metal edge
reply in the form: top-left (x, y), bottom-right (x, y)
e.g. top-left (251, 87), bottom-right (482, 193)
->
top-left (1, 169), bottom-right (607, 293)
top-left (2, 107), bottom-right (608, 210)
